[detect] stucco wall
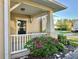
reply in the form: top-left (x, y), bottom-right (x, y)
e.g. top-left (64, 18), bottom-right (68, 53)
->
top-left (27, 17), bottom-right (40, 33)
top-left (10, 13), bottom-right (40, 34)
top-left (0, 0), bottom-right (4, 59)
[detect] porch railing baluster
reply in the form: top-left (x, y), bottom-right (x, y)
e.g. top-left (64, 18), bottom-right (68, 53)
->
top-left (14, 36), bottom-right (16, 51)
top-left (19, 35), bottom-right (21, 50)
top-left (22, 35), bottom-right (24, 49)
top-left (17, 36), bottom-right (19, 50)
top-left (10, 33), bottom-right (47, 53)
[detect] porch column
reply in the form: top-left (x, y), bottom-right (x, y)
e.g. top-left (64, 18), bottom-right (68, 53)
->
top-left (4, 0), bottom-right (11, 59)
top-left (46, 11), bottom-right (57, 38)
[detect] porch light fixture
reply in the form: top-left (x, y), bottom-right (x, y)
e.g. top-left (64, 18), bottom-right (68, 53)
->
top-left (29, 16), bottom-right (33, 23)
top-left (20, 8), bottom-right (25, 11)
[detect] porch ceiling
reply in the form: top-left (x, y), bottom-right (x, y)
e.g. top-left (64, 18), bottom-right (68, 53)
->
top-left (11, 3), bottom-right (47, 16)
top-left (10, 0), bottom-right (66, 13)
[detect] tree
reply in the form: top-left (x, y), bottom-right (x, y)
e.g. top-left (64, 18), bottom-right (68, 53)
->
top-left (55, 19), bottom-right (73, 31)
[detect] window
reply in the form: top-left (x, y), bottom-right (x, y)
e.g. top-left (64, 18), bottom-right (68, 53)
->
top-left (17, 20), bottom-right (26, 34)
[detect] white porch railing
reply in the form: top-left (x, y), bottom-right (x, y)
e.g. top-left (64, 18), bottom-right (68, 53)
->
top-left (10, 33), bottom-right (47, 53)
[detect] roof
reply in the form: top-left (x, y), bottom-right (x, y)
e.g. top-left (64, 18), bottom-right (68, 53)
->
top-left (32, 0), bottom-right (67, 12)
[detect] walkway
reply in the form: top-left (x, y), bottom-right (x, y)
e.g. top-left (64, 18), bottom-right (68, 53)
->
top-left (64, 48), bottom-right (78, 59)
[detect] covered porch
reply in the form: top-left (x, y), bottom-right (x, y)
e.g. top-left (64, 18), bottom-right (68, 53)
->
top-left (5, 0), bottom-right (66, 59)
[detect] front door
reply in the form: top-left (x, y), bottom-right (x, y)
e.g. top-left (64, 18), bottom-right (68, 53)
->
top-left (17, 20), bottom-right (26, 34)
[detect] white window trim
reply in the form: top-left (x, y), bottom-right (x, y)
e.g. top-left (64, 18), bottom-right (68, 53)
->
top-left (16, 18), bottom-right (28, 34)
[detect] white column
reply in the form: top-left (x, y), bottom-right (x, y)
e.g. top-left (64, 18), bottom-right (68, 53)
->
top-left (4, 0), bottom-right (10, 59)
top-left (46, 11), bottom-right (57, 38)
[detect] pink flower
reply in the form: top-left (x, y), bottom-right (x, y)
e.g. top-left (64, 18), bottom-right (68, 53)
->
top-left (34, 40), bottom-right (43, 48)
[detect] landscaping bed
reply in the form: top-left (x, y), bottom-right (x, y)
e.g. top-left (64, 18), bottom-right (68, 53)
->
top-left (24, 34), bottom-right (78, 59)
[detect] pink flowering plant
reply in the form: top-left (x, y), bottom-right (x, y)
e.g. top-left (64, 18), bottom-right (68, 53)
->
top-left (24, 36), bottom-right (65, 57)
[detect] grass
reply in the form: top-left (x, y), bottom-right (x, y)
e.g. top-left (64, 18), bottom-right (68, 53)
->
top-left (60, 31), bottom-right (78, 35)
top-left (56, 30), bottom-right (78, 34)
top-left (68, 37), bottom-right (78, 47)
top-left (56, 30), bottom-right (71, 34)
top-left (68, 37), bottom-right (78, 42)
top-left (70, 42), bottom-right (78, 47)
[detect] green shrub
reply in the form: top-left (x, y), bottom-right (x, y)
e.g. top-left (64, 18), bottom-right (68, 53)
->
top-left (55, 43), bottom-right (65, 52)
top-left (58, 34), bottom-right (68, 45)
top-left (58, 34), bottom-right (78, 48)
top-left (69, 37), bottom-right (78, 42)
top-left (58, 34), bottom-right (67, 40)
top-left (24, 36), bottom-right (59, 57)
top-left (70, 41), bottom-right (78, 47)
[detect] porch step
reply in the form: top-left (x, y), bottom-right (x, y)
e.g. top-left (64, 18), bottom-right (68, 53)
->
top-left (11, 49), bottom-right (30, 59)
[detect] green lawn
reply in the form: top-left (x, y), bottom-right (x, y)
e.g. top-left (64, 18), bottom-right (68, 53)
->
top-left (56, 30), bottom-right (78, 34)
top-left (68, 37), bottom-right (78, 47)
top-left (68, 37), bottom-right (78, 42)
top-left (56, 30), bottom-right (71, 34)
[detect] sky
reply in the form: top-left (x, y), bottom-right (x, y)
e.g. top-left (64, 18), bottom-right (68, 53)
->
top-left (53, 0), bottom-right (78, 19)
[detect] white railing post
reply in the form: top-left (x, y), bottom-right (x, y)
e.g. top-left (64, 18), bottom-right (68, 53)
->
top-left (27, 34), bottom-right (29, 42)
top-left (14, 36), bottom-right (16, 51)
top-left (11, 36), bottom-right (12, 52)
top-left (19, 36), bottom-right (22, 50)
top-left (25, 35), bottom-right (27, 44)
top-left (17, 36), bottom-right (19, 50)
top-left (22, 35), bottom-right (24, 49)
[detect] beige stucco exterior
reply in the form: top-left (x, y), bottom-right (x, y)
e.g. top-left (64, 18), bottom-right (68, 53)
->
top-left (0, 0), bottom-right (4, 59)
top-left (10, 13), bottom-right (41, 34)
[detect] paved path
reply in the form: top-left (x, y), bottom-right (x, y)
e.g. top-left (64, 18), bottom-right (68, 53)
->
top-left (64, 48), bottom-right (78, 59)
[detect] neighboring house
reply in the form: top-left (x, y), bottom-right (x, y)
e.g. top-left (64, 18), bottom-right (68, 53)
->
top-left (72, 19), bottom-right (78, 32)
top-left (1, 0), bottom-right (66, 59)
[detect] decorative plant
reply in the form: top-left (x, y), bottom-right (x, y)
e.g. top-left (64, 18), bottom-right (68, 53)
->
top-left (70, 41), bottom-right (78, 47)
top-left (24, 36), bottom-right (66, 59)
top-left (58, 34), bottom-right (78, 48)
top-left (55, 43), bottom-right (65, 52)
top-left (24, 36), bottom-right (59, 57)
top-left (58, 34), bottom-right (68, 45)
